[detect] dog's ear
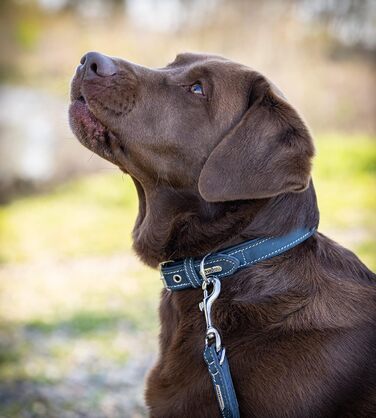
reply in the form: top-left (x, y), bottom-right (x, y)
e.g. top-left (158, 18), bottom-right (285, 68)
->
top-left (198, 72), bottom-right (314, 202)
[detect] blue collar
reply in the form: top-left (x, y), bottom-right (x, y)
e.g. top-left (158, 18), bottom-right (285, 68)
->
top-left (160, 227), bottom-right (316, 291)
top-left (159, 226), bottom-right (316, 418)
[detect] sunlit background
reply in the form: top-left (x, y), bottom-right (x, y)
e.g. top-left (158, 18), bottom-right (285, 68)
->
top-left (0, 0), bottom-right (375, 417)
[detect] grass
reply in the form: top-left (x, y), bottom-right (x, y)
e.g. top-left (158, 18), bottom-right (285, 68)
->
top-left (0, 134), bottom-right (375, 417)
top-left (313, 133), bottom-right (376, 268)
top-left (0, 173), bottom-right (139, 263)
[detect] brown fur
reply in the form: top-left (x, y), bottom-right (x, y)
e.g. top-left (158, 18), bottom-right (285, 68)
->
top-left (69, 52), bottom-right (376, 417)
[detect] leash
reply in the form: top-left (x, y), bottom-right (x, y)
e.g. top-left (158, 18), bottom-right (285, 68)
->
top-left (160, 227), bottom-right (316, 417)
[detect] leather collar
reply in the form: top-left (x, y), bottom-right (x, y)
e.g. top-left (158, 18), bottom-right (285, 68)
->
top-left (160, 227), bottom-right (316, 291)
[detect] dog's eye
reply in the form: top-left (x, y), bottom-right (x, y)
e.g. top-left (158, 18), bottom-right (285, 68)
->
top-left (190, 82), bottom-right (204, 95)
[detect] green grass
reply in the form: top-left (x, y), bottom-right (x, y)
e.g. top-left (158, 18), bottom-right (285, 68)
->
top-left (0, 173), bottom-right (138, 263)
top-left (313, 133), bottom-right (376, 268)
top-left (0, 253), bottom-right (160, 383)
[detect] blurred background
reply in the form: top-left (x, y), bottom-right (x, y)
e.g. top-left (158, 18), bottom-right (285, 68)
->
top-left (0, 0), bottom-right (375, 416)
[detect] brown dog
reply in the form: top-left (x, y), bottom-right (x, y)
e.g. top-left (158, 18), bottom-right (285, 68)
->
top-left (69, 52), bottom-right (376, 418)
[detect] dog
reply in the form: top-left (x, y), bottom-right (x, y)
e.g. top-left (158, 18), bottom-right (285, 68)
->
top-left (69, 52), bottom-right (376, 418)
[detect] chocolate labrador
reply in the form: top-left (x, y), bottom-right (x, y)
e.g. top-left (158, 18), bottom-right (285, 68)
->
top-left (69, 52), bottom-right (376, 418)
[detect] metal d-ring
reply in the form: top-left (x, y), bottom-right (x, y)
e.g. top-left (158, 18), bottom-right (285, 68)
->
top-left (199, 252), bottom-right (212, 288)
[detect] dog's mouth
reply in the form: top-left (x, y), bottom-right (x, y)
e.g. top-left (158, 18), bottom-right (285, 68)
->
top-left (69, 93), bottom-right (121, 164)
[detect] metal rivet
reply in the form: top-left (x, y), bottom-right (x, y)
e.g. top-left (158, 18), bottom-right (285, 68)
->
top-left (173, 274), bottom-right (182, 283)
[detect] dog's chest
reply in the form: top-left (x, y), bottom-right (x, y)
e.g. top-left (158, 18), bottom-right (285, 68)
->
top-left (145, 288), bottom-right (375, 417)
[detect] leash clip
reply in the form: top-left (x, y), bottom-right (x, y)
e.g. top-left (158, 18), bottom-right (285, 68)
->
top-left (199, 254), bottom-right (222, 352)
top-left (200, 254), bottom-right (240, 417)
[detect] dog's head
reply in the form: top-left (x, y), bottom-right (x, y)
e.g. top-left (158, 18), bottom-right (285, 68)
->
top-left (69, 52), bottom-right (314, 202)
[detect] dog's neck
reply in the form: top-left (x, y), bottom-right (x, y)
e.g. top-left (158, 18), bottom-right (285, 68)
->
top-left (131, 177), bottom-right (319, 268)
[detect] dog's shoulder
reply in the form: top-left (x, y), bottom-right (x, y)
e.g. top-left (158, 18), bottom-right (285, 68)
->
top-left (313, 232), bottom-right (375, 285)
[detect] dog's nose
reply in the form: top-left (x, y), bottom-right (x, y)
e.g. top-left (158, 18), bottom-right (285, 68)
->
top-left (80, 51), bottom-right (117, 77)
